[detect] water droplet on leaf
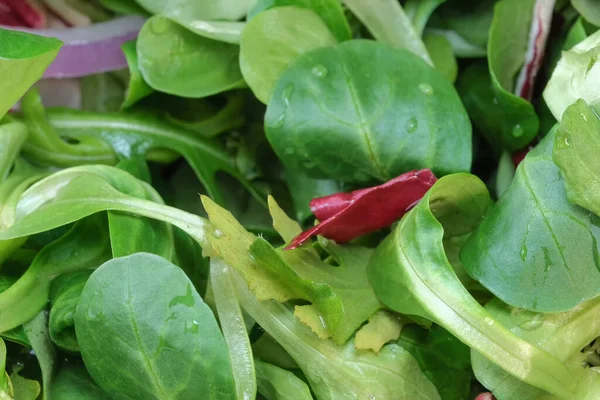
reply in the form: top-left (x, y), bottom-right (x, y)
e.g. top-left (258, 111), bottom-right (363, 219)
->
top-left (311, 64), bottom-right (328, 78)
top-left (555, 135), bottom-right (571, 149)
top-left (418, 83), bottom-right (434, 95)
top-left (512, 124), bottom-right (524, 138)
top-left (284, 148), bottom-right (294, 155)
top-left (406, 117), bottom-right (418, 133)
top-left (484, 317), bottom-right (495, 326)
top-left (581, 113), bottom-right (588, 121)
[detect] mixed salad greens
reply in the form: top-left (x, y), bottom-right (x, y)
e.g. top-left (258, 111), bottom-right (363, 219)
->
top-left (0, 0), bottom-right (600, 399)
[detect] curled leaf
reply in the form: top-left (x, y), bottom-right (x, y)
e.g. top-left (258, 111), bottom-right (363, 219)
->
top-left (286, 169), bottom-right (436, 249)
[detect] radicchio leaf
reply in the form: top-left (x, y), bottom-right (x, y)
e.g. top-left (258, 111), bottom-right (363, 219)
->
top-left (285, 169), bottom-right (437, 250)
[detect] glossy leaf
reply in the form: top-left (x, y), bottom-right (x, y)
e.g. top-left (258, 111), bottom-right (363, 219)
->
top-left (121, 39), bottom-right (154, 109)
top-left (248, 0), bottom-right (351, 42)
top-left (240, 6), bottom-right (337, 104)
top-left (0, 28), bottom-right (61, 118)
top-left (0, 338), bottom-right (10, 398)
top-left (52, 362), bottom-right (111, 400)
top-left (137, 16), bottom-right (245, 98)
top-left (461, 129), bottom-right (600, 312)
top-left (368, 173), bottom-right (576, 398)
top-left (75, 253), bottom-right (236, 399)
top-left (254, 360), bottom-right (313, 400)
top-left (265, 40), bottom-right (472, 183)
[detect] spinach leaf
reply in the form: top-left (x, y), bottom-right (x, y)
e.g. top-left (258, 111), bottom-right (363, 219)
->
top-left (398, 325), bottom-right (472, 400)
top-left (240, 6), bottom-right (337, 104)
top-left (265, 40), bottom-right (472, 183)
top-left (75, 253), bottom-right (236, 399)
top-left (51, 362), bottom-right (111, 400)
top-left (342, 0), bottom-right (432, 64)
top-left (231, 268), bottom-right (442, 400)
top-left (24, 310), bottom-right (57, 400)
top-left (48, 271), bottom-right (92, 352)
top-left (368, 173), bottom-right (576, 398)
top-left (121, 39), bottom-right (154, 109)
top-left (423, 32), bottom-right (458, 82)
top-left (0, 29), bottom-right (61, 118)
top-left (254, 360), bottom-right (312, 400)
top-left (572, 0), bottom-right (600, 27)
top-left (485, 0), bottom-right (539, 149)
top-left (461, 128), bottom-right (600, 312)
top-left (248, 0), bottom-right (351, 42)
top-left (137, 16), bottom-right (245, 98)
top-left (553, 99), bottom-right (600, 216)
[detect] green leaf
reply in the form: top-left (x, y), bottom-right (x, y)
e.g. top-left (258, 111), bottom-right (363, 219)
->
top-left (10, 369), bottom-right (40, 400)
top-left (134, 0), bottom-right (254, 24)
top-left (75, 253), bottom-right (236, 399)
top-left (254, 360), bottom-right (313, 400)
top-left (354, 310), bottom-right (404, 353)
top-left (368, 173), bottom-right (576, 398)
top-left (0, 215), bottom-right (110, 333)
top-left (240, 6), bottom-right (337, 104)
top-left (137, 16), bottom-right (245, 98)
top-left (423, 32), bottom-right (458, 82)
top-left (121, 40), bottom-right (154, 109)
top-left (342, 0), bottom-right (432, 64)
top-left (265, 40), bottom-right (472, 182)
top-left (486, 0), bottom-right (539, 149)
top-left (404, 0), bottom-right (447, 36)
top-left (284, 168), bottom-right (342, 222)
top-left (24, 311), bottom-right (57, 400)
top-left (0, 29), bottom-right (62, 118)
top-left (48, 271), bottom-right (92, 352)
top-left (544, 30), bottom-right (600, 120)
top-left (572, 0), bottom-right (600, 27)
top-left (99, 0), bottom-right (150, 15)
top-left (397, 325), bottom-right (472, 400)
top-left (461, 129), bottom-right (600, 312)
top-left (248, 0), bottom-right (351, 42)
top-left (0, 338), bottom-right (10, 398)
top-left (232, 269), bottom-right (442, 400)
top-left (495, 151), bottom-right (516, 197)
top-left (51, 362), bottom-right (111, 400)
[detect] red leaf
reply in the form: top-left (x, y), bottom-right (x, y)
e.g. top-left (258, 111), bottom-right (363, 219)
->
top-left (0, 0), bottom-right (46, 28)
top-left (475, 393), bottom-right (496, 400)
top-left (285, 169), bottom-right (437, 250)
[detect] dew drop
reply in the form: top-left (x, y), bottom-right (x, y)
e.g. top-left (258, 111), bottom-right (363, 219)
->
top-left (272, 113), bottom-right (285, 128)
top-left (406, 117), bottom-right (418, 133)
top-left (484, 317), bottom-right (495, 326)
top-left (150, 17), bottom-right (170, 34)
top-left (213, 229), bottom-right (225, 238)
top-left (581, 112), bottom-right (588, 122)
top-left (418, 83), bottom-right (434, 95)
top-left (512, 124), bottom-right (524, 138)
top-left (311, 64), bottom-right (328, 78)
top-left (185, 319), bottom-right (200, 334)
top-left (555, 135), bottom-right (571, 149)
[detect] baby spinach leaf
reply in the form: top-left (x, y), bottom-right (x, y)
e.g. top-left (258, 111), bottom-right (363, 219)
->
top-left (231, 268), bottom-right (442, 400)
top-left (210, 259), bottom-right (256, 400)
top-left (0, 215), bottom-right (111, 333)
top-left (461, 129), bottom-right (600, 312)
top-left (0, 29), bottom-right (61, 118)
top-left (265, 40), bottom-right (472, 182)
top-left (52, 362), bottom-right (111, 400)
top-left (368, 173), bottom-right (576, 398)
top-left (485, 0), bottom-right (539, 148)
top-left (75, 253), bottom-right (236, 399)
top-left (121, 39), bottom-right (154, 109)
top-left (10, 369), bottom-right (40, 400)
top-left (254, 360), bottom-right (312, 400)
top-left (398, 324), bottom-right (472, 400)
top-left (342, 0), bottom-right (432, 64)
top-left (24, 310), bottom-right (57, 400)
top-left (240, 6), bottom-right (337, 104)
top-left (248, 0), bottom-right (351, 42)
top-left (48, 271), bottom-right (92, 352)
top-left (137, 16), bottom-right (244, 98)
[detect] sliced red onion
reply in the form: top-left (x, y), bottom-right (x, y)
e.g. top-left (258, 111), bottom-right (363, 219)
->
top-left (515, 0), bottom-right (555, 100)
top-left (1, 15), bottom-right (145, 78)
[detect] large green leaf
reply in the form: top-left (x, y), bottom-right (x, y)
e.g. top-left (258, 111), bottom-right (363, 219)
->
top-left (0, 29), bottom-right (61, 118)
top-left (265, 40), bottom-right (472, 183)
top-left (368, 173), bottom-right (576, 398)
top-left (75, 253), bottom-right (236, 399)
top-left (240, 6), bottom-right (337, 104)
top-left (137, 16), bottom-right (245, 98)
top-left (461, 129), bottom-right (600, 312)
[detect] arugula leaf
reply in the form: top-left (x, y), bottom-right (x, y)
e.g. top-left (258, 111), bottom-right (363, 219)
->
top-left (248, 0), bottom-right (351, 42)
top-left (0, 29), bottom-right (62, 118)
top-left (75, 253), bottom-right (236, 399)
top-left (240, 6), bottom-right (337, 104)
top-left (368, 173), bottom-right (576, 398)
top-left (461, 128), bottom-right (600, 312)
top-left (137, 16), bottom-right (245, 98)
top-left (254, 360), bottom-right (312, 400)
top-left (265, 40), bottom-right (472, 182)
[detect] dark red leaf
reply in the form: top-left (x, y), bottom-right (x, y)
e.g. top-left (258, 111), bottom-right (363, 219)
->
top-left (285, 169), bottom-right (437, 250)
top-left (0, 0), bottom-right (46, 28)
top-left (474, 393), bottom-right (496, 400)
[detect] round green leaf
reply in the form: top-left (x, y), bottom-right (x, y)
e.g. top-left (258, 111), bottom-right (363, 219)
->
top-left (137, 16), bottom-right (244, 98)
top-left (265, 40), bottom-right (472, 182)
top-left (240, 6), bottom-right (337, 104)
top-left (75, 253), bottom-right (235, 400)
